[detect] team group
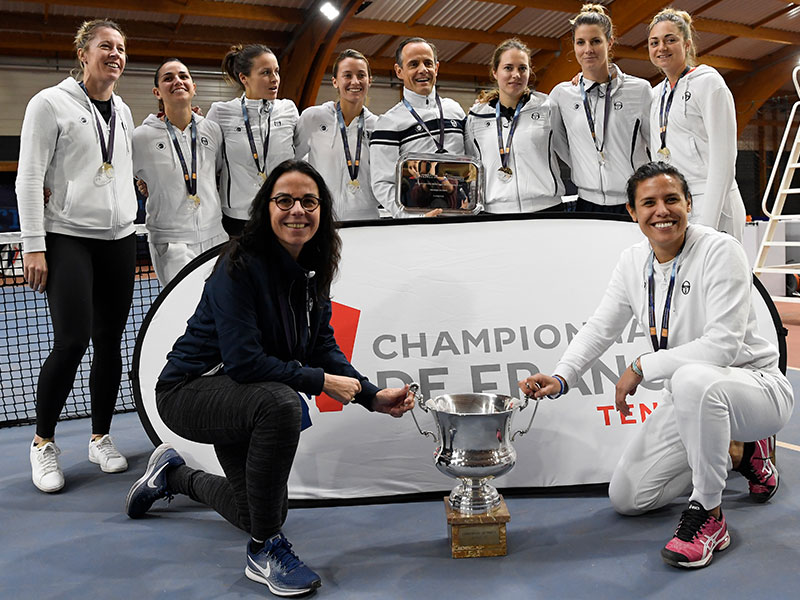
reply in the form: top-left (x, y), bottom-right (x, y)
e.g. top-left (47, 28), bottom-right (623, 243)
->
top-left (14, 3), bottom-right (793, 598)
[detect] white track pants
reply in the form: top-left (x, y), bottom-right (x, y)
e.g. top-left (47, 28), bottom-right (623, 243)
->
top-left (149, 232), bottom-right (228, 287)
top-left (609, 364), bottom-right (793, 514)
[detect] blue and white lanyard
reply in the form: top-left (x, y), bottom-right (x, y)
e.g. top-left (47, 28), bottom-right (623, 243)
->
top-left (495, 95), bottom-right (525, 173)
top-left (335, 102), bottom-right (364, 182)
top-left (241, 96), bottom-right (272, 179)
top-left (402, 94), bottom-right (446, 153)
top-left (579, 74), bottom-right (612, 160)
top-left (164, 114), bottom-right (198, 198)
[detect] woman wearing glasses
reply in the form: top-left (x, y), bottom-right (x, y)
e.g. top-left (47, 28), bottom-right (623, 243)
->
top-left (125, 159), bottom-right (414, 598)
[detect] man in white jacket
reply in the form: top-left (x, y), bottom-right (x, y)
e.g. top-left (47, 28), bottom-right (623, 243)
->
top-left (370, 37), bottom-right (466, 218)
top-left (520, 162), bottom-right (793, 570)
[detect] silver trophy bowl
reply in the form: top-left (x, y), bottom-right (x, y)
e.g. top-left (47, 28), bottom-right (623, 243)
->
top-left (409, 384), bottom-right (540, 515)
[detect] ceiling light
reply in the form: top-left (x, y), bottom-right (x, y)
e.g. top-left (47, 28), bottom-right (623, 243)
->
top-left (320, 2), bottom-right (340, 20)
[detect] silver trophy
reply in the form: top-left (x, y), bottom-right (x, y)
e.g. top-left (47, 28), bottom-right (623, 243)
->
top-left (409, 383), bottom-right (540, 514)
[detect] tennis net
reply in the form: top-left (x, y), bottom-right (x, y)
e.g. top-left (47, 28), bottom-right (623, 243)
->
top-left (0, 226), bottom-right (159, 428)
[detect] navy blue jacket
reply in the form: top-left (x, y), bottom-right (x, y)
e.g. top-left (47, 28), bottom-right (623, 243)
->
top-left (158, 239), bottom-right (379, 408)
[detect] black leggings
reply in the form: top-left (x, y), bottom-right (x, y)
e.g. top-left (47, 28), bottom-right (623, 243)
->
top-left (35, 233), bottom-right (136, 439)
top-left (157, 375), bottom-right (302, 540)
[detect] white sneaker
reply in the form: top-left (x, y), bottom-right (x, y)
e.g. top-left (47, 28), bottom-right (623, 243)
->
top-left (88, 434), bottom-right (128, 473)
top-left (30, 441), bottom-right (65, 493)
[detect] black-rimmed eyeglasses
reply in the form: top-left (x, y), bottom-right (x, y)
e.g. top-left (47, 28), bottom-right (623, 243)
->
top-left (270, 194), bottom-right (321, 212)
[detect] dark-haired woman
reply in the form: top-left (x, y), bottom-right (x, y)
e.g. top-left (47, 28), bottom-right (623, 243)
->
top-left (550, 3), bottom-right (651, 213)
top-left (125, 159), bottom-right (414, 597)
top-left (133, 58), bottom-right (227, 286)
top-left (17, 19), bottom-right (135, 492)
top-left (519, 162), bottom-right (792, 569)
top-left (207, 44), bottom-right (298, 235)
top-left (295, 49), bottom-right (381, 220)
top-left (466, 38), bottom-right (565, 213)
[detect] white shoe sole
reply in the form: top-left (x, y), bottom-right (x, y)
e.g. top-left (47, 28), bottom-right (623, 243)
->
top-left (244, 566), bottom-right (317, 597)
top-left (32, 474), bottom-right (64, 493)
top-left (124, 443), bottom-right (173, 512)
top-left (88, 452), bottom-right (128, 473)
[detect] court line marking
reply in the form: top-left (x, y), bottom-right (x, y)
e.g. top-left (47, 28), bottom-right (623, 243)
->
top-left (777, 441), bottom-right (800, 453)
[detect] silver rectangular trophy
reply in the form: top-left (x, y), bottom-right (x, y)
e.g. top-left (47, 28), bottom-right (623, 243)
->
top-left (395, 153), bottom-right (484, 216)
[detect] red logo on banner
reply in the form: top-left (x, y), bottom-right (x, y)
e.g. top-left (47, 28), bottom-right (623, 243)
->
top-left (316, 302), bottom-right (362, 412)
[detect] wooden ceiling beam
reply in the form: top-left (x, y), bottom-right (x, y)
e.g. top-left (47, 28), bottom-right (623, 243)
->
top-left (345, 17), bottom-right (560, 51)
top-left (693, 17), bottom-right (800, 45)
top-left (477, 0), bottom-right (584, 12)
top-left (408, 0), bottom-right (440, 27)
top-left (13, 0), bottom-right (303, 25)
top-left (0, 11), bottom-right (291, 48)
top-left (0, 31), bottom-right (245, 61)
top-left (730, 48), bottom-right (800, 132)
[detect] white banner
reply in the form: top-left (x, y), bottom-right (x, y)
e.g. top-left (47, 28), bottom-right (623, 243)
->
top-left (134, 217), bottom-right (782, 499)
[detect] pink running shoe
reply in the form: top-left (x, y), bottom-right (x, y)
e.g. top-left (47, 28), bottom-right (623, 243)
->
top-left (735, 438), bottom-right (779, 503)
top-left (661, 501), bottom-right (731, 569)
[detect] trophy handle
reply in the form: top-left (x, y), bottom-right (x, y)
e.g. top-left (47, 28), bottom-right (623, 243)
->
top-left (511, 395), bottom-right (541, 442)
top-left (408, 382), bottom-right (436, 440)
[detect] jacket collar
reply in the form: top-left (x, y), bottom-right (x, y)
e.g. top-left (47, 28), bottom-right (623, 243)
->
top-left (403, 86), bottom-right (437, 109)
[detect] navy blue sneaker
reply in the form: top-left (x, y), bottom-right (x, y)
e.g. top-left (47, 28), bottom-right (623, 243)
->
top-left (245, 533), bottom-right (321, 597)
top-left (125, 443), bottom-right (185, 518)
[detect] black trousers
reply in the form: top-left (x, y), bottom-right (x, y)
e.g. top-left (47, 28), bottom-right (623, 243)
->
top-left (36, 233), bottom-right (136, 439)
top-left (157, 375), bottom-right (302, 540)
top-left (575, 198), bottom-right (630, 215)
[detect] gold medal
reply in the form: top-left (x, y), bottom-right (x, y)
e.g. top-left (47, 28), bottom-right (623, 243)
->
top-left (597, 151), bottom-right (606, 165)
top-left (187, 194), bottom-right (200, 209)
top-left (497, 167), bottom-right (513, 182)
top-left (259, 171), bottom-right (267, 182)
top-left (657, 147), bottom-right (671, 160)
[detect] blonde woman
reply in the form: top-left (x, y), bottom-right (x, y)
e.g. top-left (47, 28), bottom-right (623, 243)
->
top-left (466, 39), bottom-right (565, 213)
top-left (550, 4), bottom-right (651, 213)
top-left (17, 19), bottom-right (136, 492)
top-left (647, 7), bottom-right (745, 241)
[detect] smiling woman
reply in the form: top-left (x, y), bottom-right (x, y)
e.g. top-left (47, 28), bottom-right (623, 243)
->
top-left (519, 161), bottom-right (794, 571)
top-left (131, 58), bottom-right (228, 287)
top-left (16, 19), bottom-right (138, 492)
top-left (125, 158), bottom-right (415, 597)
top-left (646, 8), bottom-right (746, 242)
top-left (294, 49), bottom-right (381, 221)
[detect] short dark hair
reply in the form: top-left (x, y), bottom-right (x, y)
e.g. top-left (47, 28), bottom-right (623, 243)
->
top-left (626, 161), bottom-right (691, 208)
top-left (395, 37), bottom-right (438, 67)
top-left (220, 160), bottom-right (341, 298)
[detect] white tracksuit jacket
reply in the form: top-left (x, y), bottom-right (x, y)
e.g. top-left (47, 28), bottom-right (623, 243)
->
top-left (16, 77), bottom-right (137, 253)
top-left (553, 224), bottom-right (780, 389)
top-left (465, 92), bottom-right (566, 213)
top-left (550, 64), bottom-right (652, 206)
top-left (132, 114), bottom-right (226, 245)
top-left (294, 101), bottom-right (380, 221)
top-left (206, 95), bottom-right (298, 220)
top-left (649, 65), bottom-right (745, 240)
top-left (370, 87), bottom-right (466, 217)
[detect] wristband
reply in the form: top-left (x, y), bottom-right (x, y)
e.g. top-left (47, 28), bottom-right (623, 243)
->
top-left (630, 356), bottom-right (644, 378)
top-left (547, 375), bottom-right (566, 399)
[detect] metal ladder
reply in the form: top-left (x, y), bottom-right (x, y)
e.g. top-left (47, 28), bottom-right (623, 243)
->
top-left (753, 66), bottom-right (800, 302)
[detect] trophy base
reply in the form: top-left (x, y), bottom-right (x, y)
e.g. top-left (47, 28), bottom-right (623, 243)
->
top-left (444, 495), bottom-right (510, 558)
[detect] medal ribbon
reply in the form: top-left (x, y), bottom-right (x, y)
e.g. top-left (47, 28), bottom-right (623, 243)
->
top-left (646, 239), bottom-right (686, 352)
top-left (579, 75), bottom-right (612, 158)
top-left (495, 95), bottom-right (525, 171)
top-left (658, 66), bottom-right (692, 153)
top-left (241, 96), bottom-right (272, 177)
top-left (79, 81), bottom-right (116, 167)
top-left (164, 114), bottom-right (198, 197)
top-left (402, 94), bottom-right (446, 153)
top-left (335, 102), bottom-right (364, 182)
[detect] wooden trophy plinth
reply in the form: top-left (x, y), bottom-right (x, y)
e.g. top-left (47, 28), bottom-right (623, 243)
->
top-left (444, 495), bottom-right (510, 558)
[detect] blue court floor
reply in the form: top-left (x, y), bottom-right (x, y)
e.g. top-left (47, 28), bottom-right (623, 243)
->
top-left (2, 372), bottom-right (800, 599)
